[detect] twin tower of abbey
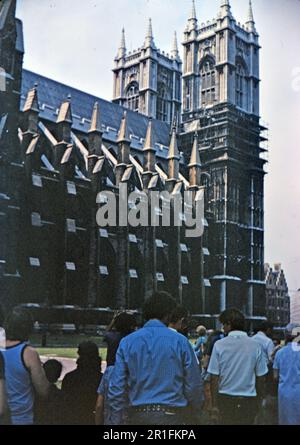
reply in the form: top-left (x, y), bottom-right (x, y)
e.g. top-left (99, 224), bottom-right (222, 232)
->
top-left (0, 0), bottom-right (267, 327)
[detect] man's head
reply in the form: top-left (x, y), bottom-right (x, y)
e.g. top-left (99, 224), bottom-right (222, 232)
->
top-left (284, 323), bottom-right (300, 343)
top-left (143, 291), bottom-right (177, 324)
top-left (4, 307), bottom-right (34, 342)
top-left (43, 359), bottom-right (63, 384)
top-left (219, 308), bottom-right (245, 334)
top-left (113, 312), bottom-right (137, 336)
top-left (168, 305), bottom-right (189, 333)
top-left (256, 321), bottom-right (274, 338)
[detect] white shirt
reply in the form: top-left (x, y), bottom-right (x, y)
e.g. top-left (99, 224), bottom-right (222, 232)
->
top-left (0, 327), bottom-right (5, 350)
top-left (252, 331), bottom-right (274, 364)
top-left (208, 331), bottom-right (268, 397)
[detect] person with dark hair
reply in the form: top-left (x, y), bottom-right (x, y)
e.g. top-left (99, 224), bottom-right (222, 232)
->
top-left (273, 324), bottom-right (300, 425)
top-left (62, 341), bottom-right (103, 425)
top-left (1, 307), bottom-right (49, 425)
top-left (168, 305), bottom-right (189, 334)
top-left (208, 308), bottom-right (268, 425)
top-left (104, 312), bottom-right (136, 367)
top-left (108, 291), bottom-right (203, 425)
top-left (252, 321), bottom-right (275, 365)
top-left (35, 360), bottom-right (63, 425)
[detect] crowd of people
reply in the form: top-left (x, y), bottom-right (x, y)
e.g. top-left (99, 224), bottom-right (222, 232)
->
top-left (0, 292), bottom-right (300, 426)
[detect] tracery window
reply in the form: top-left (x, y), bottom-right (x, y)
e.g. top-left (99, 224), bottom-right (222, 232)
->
top-left (126, 82), bottom-right (139, 112)
top-left (157, 83), bottom-right (168, 122)
top-left (200, 59), bottom-right (216, 107)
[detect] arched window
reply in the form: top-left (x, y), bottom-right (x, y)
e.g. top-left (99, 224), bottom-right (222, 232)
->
top-left (236, 63), bottom-right (245, 109)
top-left (157, 82), bottom-right (168, 122)
top-left (200, 58), bottom-right (216, 107)
top-left (126, 82), bottom-right (139, 112)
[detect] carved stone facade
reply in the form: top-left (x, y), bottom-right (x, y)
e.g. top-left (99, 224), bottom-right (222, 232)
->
top-left (0, 0), bottom-right (267, 327)
top-left (113, 21), bottom-right (182, 126)
top-left (265, 264), bottom-right (290, 329)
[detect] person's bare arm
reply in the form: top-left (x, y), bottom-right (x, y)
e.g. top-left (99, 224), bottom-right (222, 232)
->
top-left (95, 394), bottom-right (104, 425)
top-left (0, 379), bottom-right (5, 417)
top-left (23, 347), bottom-right (49, 398)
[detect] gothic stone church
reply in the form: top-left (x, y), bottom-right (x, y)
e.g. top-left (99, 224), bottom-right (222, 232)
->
top-left (0, 0), bottom-right (267, 327)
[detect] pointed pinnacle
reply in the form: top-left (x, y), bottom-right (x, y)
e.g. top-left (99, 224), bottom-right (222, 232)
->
top-left (57, 98), bottom-right (73, 124)
top-left (23, 86), bottom-right (40, 113)
top-left (189, 0), bottom-right (197, 20)
top-left (144, 18), bottom-right (156, 48)
top-left (247, 0), bottom-right (255, 23)
top-left (189, 134), bottom-right (201, 167)
top-left (168, 126), bottom-right (180, 160)
top-left (89, 102), bottom-right (102, 133)
top-left (171, 31), bottom-right (179, 59)
top-left (117, 27), bottom-right (126, 59)
top-left (117, 111), bottom-right (130, 143)
top-left (144, 118), bottom-right (155, 152)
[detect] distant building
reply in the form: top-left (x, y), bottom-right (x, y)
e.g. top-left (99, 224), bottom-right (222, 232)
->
top-left (265, 263), bottom-right (290, 328)
top-left (290, 289), bottom-right (300, 325)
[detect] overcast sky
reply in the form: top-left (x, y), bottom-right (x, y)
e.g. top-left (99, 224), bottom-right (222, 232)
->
top-left (16, 0), bottom-right (300, 294)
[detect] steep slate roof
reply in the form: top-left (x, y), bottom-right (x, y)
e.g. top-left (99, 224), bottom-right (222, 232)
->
top-left (21, 70), bottom-right (172, 160)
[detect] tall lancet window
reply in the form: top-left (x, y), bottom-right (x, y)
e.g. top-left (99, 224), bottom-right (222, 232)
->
top-left (157, 83), bottom-right (168, 122)
top-left (236, 63), bottom-right (247, 109)
top-left (200, 58), bottom-right (216, 107)
top-left (126, 82), bottom-right (139, 112)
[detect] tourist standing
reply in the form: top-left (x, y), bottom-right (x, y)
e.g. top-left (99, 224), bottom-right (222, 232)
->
top-left (108, 292), bottom-right (203, 425)
top-left (273, 323), bottom-right (300, 425)
top-left (208, 308), bottom-right (268, 425)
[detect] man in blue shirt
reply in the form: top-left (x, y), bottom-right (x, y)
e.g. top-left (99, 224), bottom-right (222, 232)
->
top-left (108, 292), bottom-right (203, 425)
top-left (273, 323), bottom-right (300, 425)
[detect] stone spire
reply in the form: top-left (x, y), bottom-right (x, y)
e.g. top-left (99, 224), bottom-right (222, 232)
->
top-left (144, 18), bottom-right (156, 49)
top-left (219, 0), bottom-right (233, 19)
top-left (167, 121), bottom-right (180, 181)
top-left (171, 31), bottom-right (180, 61)
top-left (117, 111), bottom-right (130, 144)
top-left (88, 101), bottom-right (103, 162)
top-left (56, 96), bottom-right (73, 143)
top-left (189, 134), bottom-right (202, 187)
top-left (187, 0), bottom-right (198, 31)
top-left (22, 85), bottom-right (40, 134)
top-left (116, 27), bottom-right (126, 59)
top-left (246, 0), bottom-right (256, 32)
top-left (143, 118), bottom-right (156, 173)
top-left (89, 101), bottom-right (102, 134)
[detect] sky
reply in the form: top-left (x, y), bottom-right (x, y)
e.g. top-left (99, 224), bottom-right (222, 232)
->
top-left (16, 0), bottom-right (300, 294)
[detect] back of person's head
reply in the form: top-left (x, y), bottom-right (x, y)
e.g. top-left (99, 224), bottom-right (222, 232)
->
top-left (196, 325), bottom-right (207, 337)
top-left (4, 307), bottom-right (34, 342)
top-left (44, 359), bottom-right (63, 384)
top-left (284, 323), bottom-right (300, 343)
top-left (143, 291), bottom-right (177, 322)
top-left (254, 321), bottom-right (274, 334)
top-left (219, 308), bottom-right (245, 332)
top-left (77, 341), bottom-right (101, 370)
top-left (169, 305), bottom-right (188, 325)
top-left (113, 312), bottom-right (136, 336)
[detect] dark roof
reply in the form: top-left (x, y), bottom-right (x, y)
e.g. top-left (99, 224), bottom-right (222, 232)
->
top-left (21, 70), bottom-right (171, 158)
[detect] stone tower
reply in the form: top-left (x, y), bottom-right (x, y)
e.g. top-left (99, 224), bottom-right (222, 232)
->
top-left (113, 19), bottom-right (182, 125)
top-left (180, 0), bottom-right (266, 324)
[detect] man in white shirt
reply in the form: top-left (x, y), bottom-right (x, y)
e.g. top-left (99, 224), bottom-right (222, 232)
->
top-left (252, 322), bottom-right (275, 365)
top-left (208, 308), bottom-right (268, 425)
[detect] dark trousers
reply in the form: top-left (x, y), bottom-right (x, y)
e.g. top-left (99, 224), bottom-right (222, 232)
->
top-left (129, 411), bottom-right (186, 426)
top-left (218, 394), bottom-right (258, 426)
